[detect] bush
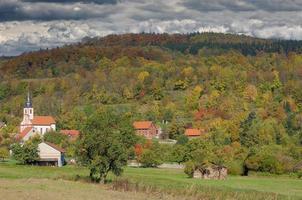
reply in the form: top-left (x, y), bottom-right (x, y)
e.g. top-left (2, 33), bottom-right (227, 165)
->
top-left (0, 147), bottom-right (9, 161)
top-left (11, 142), bottom-right (39, 165)
top-left (44, 131), bottom-right (68, 146)
top-left (176, 135), bottom-right (189, 145)
top-left (297, 170), bottom-right (302, 179)
top-left (140, 149), bottom-right (163, 168)
top-left (184, 161), bottom-right (195, 178)
top-left (259, 155), bottom-right (283, 174)
top-left (227, 161), bottom-right (244, 175)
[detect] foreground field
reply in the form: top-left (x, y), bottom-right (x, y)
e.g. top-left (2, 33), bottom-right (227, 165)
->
top-left (0, 179), bottom-right (182, 200)
top-left (0, 162), bottom-right (301, 200)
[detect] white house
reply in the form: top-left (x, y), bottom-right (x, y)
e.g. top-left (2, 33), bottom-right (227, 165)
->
top-left (17, 93), bottom-right (56, 142)
top-left (37, 142), bottom-right (65, 167)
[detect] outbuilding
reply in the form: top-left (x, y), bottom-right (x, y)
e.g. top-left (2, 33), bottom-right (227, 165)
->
top-left (37, 142), bottom-right (65, 167)
top-left (193, 165), bottom-right (227, 180)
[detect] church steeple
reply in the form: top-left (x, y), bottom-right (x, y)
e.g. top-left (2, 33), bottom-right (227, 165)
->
top-left (25, 92), bottom-right (32, 108)
top-left (23, 92), bottom-right (34, 122)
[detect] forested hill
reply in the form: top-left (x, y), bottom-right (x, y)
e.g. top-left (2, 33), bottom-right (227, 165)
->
top-left (85, 33), bottom-right (302, 55)
top-left (0, 33), bottom-right (302, 149)
top-left (2, 33), bottom-right (302, 79)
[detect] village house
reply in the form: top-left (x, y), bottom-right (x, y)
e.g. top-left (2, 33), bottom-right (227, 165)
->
top-left (17, 93), bottom-right (56, 142)
top-left (133, 121), bottom-right (159, 139)
top-left (185, 128), bottom-right (205, 139)
top-left (60, 130), bottom-right (80, 140)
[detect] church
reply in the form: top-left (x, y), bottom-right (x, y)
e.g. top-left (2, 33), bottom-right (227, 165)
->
top-left (17, 93), bottom-right (56, 142)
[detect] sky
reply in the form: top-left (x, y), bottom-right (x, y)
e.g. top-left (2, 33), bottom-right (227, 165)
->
top-left (1, 0), bottom-right (302, 56)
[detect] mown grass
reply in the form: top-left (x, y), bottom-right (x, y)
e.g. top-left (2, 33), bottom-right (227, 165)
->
top-left (0, 161), bottom-right (301, 200)
top-left (120, 167), bottom-right (302, 199)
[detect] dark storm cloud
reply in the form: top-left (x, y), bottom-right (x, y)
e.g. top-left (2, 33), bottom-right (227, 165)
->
top-left (0, 0), bottom-right (119, 21)
top-left (22, 0), bottom-right (119, 4)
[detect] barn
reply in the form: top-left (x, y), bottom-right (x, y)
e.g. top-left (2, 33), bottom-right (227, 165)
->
top-left (37, 142), bottom-right (65, 167)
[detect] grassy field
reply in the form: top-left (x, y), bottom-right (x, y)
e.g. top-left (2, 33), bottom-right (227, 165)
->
top-left (0, 179), bottom-right (183, 200)
top-left (0, 161), bottom-right (302, 200)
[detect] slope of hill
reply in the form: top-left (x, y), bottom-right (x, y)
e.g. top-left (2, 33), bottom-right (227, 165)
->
top-left (0, 32), bottom-right (301, 142)
top-left (0, 32), bottom-right (302, 177)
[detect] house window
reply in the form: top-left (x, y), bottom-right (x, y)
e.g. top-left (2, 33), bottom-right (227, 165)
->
top-left (40, 128), bottom-right (43, 133)
top-left (30, 109), bottom-right (32, 114)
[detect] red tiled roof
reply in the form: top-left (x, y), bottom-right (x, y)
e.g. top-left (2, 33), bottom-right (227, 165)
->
top-left (60, 130), bottom-right (80, 137)
top-left (185, 128), bottom-right (203, 137)
top-left (133, 121), bottom-right (153, 129)
top-left (18, 127), bottom-right (33, 139)
top-left (32, 116), bottom-right (55, 125)
top-left (44, 142), bottom-right (65, 153)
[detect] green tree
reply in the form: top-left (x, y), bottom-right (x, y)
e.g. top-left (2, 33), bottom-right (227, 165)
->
top-left (167, 120), bottom-right (185, 140)
top-left (171, 145), bottom-right (187, 164)
top-left (176, 134), bottom-right (189, 145)
top-left (184, 160), bottom-right (195, 178)
top-left (44, 131), bottom-right (68, 146)
top-left (140, 149), bottom-right (163, 167)
top-left (11, 142), bottom-right (39, 165)
top-left (0, 147), bottom-right (9, 161)
top-left (76, 108), bottom-right (137, 183)
top-left (0, 83), bottom-right (10, 100)
top-left (239, 112), bottom-right (258, 147)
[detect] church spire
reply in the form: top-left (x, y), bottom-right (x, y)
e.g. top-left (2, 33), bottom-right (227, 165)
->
top-left (25, 92), bottom-right (32, 108)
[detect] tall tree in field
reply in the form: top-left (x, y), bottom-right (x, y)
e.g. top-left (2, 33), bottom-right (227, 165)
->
top-left (76, 108), bottom-right (137, 183)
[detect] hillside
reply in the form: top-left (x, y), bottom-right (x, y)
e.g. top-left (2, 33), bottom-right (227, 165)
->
top-left (0, 32), bottom-right (302, 177)
top-left (2, 33), bottom-right (302, 79)
top-left (0, 32), bottom-right (301, 136)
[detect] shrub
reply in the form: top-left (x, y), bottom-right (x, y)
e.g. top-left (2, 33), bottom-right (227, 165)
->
top-left (227, 161), bottom-right (244, 175)
top-left (140, 149), bottom-right (163, 167)
top-left (184, 161), bottom-right (195, 178)
top-left (297, 170), bottom-right (302, 179)
top-left (176, 135), bottom-right (189, 145)
top-left (11, 142), bottom-right (39, 165)
top-left (44, 131), bottom-right (68, 146)
top-left (0, 147), bottom-right (9, 161)
top-left (259, 155), bottom-right (283, 174)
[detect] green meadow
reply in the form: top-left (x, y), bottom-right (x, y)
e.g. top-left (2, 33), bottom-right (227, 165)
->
top-left (0, 162), bottom-right (301, 200)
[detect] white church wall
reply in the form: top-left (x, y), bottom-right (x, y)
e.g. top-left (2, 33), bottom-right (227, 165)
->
top-left (34, 125), bottom-right (55, 135)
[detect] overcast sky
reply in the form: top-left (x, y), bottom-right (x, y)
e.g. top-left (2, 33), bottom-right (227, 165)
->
top-left (1, 0), bottom-right (302, 56)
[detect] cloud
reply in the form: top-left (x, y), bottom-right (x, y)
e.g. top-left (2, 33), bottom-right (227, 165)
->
top-left (0, 0), bottom-right (120, 21)
top-left (182, 0), bottom-right (302, 12)
top-left (0, 0), bottom-right (302, 56)
top-left (22, 0), bottom-right (119, 4)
